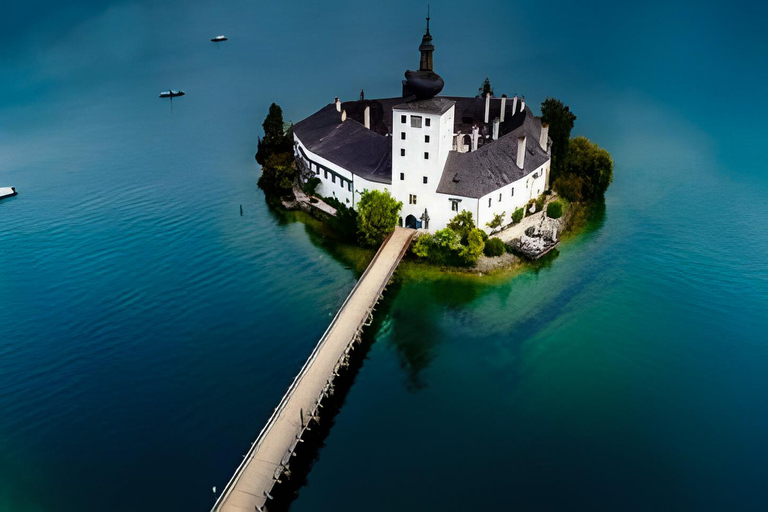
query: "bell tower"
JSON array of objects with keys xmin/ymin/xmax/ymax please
[{"xmin": 419, "ymin": 7, "xmax": 434, "ymax": 72}]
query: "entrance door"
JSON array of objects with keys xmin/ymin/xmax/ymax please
[{"xmin": 405, "ymin": 214, "xmax": 419, "ymax": 229}]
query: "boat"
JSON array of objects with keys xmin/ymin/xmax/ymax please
[
  {"xmin": 159, "ymin": 90, "xmax": 185, "ymax": 98},
  {"xmin": 0, "ymin": 186, "xmax": 17, "ymax": 200},
  {"xmin": 211, "ymin": 35, "xmax": 228, "ymax": 42}
]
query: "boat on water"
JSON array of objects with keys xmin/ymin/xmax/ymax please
[
  {"xmin": 159, "ymin": 90, "xmax": 185, "ymax": 98},
  {"xmin": 211, "ymin": 35, "xmax": 227, "ymax": 42},
  {"xmin": 0, "ymin": 186, "xmax": 18, "ymax": 200}
]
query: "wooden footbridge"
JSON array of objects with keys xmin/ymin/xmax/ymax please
[{"xmin": 212, "ymin": 227, "xmax": 415, "ymax": 512}]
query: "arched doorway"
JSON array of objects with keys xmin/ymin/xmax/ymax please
[{"xmin": 405, "ymin": 214, "xmax": 421, "ymax": 229}]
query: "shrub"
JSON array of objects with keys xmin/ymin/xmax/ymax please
[
  {"xmin": 485, "ymin": 212, "xmax": 506, "ymax": 234},
  {"xmin": 480, "ymin": 230, "xmax": 489, "ymax": 243},
  {"xmin": 459, "ymin": 228, "xmax": 485, "ymax": 266},
  {"xmin": 484, "ymin": 237, "xmax": 505, "ymax": 257},
  {"xmin": 554, "ymin": 174, "xmax": 584, "ymax": 202},
  {"xmin": 535, "ymin": 194, "xmax": 546, "ymax": 212},
  {"xmin": 411, "ymin": 233, "xmax": 433, "ymax": 258},
  {"xmin": 512, "ymin": 208, "xmax": 524, "ymax": 223},
  {"xmin": 547, "ymin": 200, "xmax": 563, "ymax": 219},
  {"xmin": 304, "ymin": 177, "xmax": 321, "ymax": 196},
  {"xmin": 356, "ymin": 190, "xmax": 403, "ymax": 247},
  {"xmin": 447, "ymin": 210, "xmax": 476, "ymax": 241}
]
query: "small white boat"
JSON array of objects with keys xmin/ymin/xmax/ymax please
[
  {"xmin": 0, "ymin": 186, "xmax": 17, "ymax": 200},
  {"xmin": 159, "ymin": 90, "xmax": 185, "ymax": 98},
  {"xmin": 211, "ymin": 35, "xmax": 228, "ymax": 42}
]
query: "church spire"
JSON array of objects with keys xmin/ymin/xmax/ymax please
[{"xmin": 419, "ymin": 6, "xmax": 435, "ymax": 72}]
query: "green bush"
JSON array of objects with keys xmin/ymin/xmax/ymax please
[
  {"xmin": 304, "ymin": 177, "xmax": 321, "ymax": 196},
  {"xmin": 546, "ymin": 200, "xmax": 563, "ymax": 219},
  {"xmin": 512, "ymin": 208, "xmax": 524, "ymax": 223},
  {"xmin": 535, "ymin": 194, "xmax": 546, "ymax": 212},
  {"xmin": 484, "ymin": 237, "xmax": 505, "ymax": 257},
  {"xmin": 356, "ymin": 190, "xmax": 403, "ymax": 247},
  {"xmin": 447, "ymin": 210, "xmax": 476, "ymax": 242},
  {"xmin": 459, "ymin": 228, "xmax": 485, "ymax": 266}
]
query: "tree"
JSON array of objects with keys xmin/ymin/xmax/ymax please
[
  {"xmin": 459, "ymin": 228, "xmax": 485, "ymax": 266},
  {"xmin": 486, "ymin": 212, "xmax": 506, "ymax": 234},
  {"xmin": 256, "ymin": 103, "xmax": 294, "ymax": 165},
  {"xmin": 512, "ymin": 207, "xmax": 524, "ymax": 223},
  {"xmin": 478, "ymin": 77, "xmax": 494, "ymax": 97},
  {"xmin": 356, "ymin": 190, "xmax": 403, "ymax": 247},
  {"xmin": 541, "ymin": 97, "xmax": 577, "ymax": 183},
  {"xmin": 257, "ymin": 152, "xmax": 297, "ymax": 196},
  {"xmin": 566, "ymin": 137, "xmax": 613, "ymax": 201},
  {"xmin": 447, "ymin": 210, "xmax": 476, "ymax": 242}
]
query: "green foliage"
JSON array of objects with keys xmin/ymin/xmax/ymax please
[
  {"xmin": 483, "ymin": 237, "xmax": 505, "ymax": 257},
  {"xmin": 322, "ymin": 196, "xmax": 359, "ymax": 242},
  {"xmin": 486, "ymin": 212, "xmax": 506, "ymax": 234},
  {"xmin": 535, "ymin": 194, "xmax": 547, "ymax": 212},
  {"xmin": 478, "ymin": 77, "xmax": 494, "ymax": 97},
  {"xmin": 304, "ymin": 177, "xmax": 321, "ymax": 196},
  {"xmin": 541, "ymin": 97, "xmax": 577, "ymax": 183},
  {"xmin": 356, "ymin": 189, "xmax": 403, "ymax": 247},
  {"xmin": 459, "ymin": 228, "xmax": 485, "ymax": 266},
  {"xmin": 563, "ymin": 137, "xmax": 614, "ymax": 201},
  {"xmin": 553, "ymin": 174, "xmax": 584, "ymax": 202},
  {"xmin": 546, "ymin": 200, "xmax": 563, "ymax": 219},
  {"xmin": 256, "ymin": 103, "xmax": 294, "ymax": 166},
  {"xmin": 412, "ymin": 233, "xmax": 433, "ymax": 258},
  {"xmin": 512, "ymin": 208, "xmax": 524, "ymax": 223},
  {"xmin": 257, "ymin": 152, "xmax": 296, "ymax": 196},
  {"xmin": 447, "ymin": 210, "xmax": 476, "ymax": 241}
]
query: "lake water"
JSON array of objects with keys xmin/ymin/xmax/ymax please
[{"xmin": 1, "ymin": 0, "xmax": 767, "ymax": 510}]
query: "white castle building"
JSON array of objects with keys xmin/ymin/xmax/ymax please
[{"xmin": 293, "ymin": 16, "xmax": 551, "ymax": 233}]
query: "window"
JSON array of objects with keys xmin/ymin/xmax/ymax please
[
  {"xmin": 424, "ymin": 152, "xmax": 429, "ymax": 160},
  {"xmin": 400, "ymin": 148, "xmax": 405, "ymax": 157},
  {"xmin": 324, "ymin": 170, "xmax": 328, "ymax": 179},
  {"xmin": 499, "ymin": 193, "xmax": 502, "ymax": 202},
  {"xmin": 425, "ymin": 135, "xmax": 430, "ymax": 143},
  {"xmin": 409, "ymin": 194, "xmax": 417, "ymax": 205},
  {"xmin": 425, "ymin": 118, "xmax": 431, "ymax": 127},
  {"xmin": 488, "ymin": 198, "xmax": 492, "ymax": 207},
  {"xmin": 411, "ymin": 116, "xmax": 422, "ymax": 128},
  {"xmin": 511, "ymin": 187, "xmax": 514, "ymax": 196},
  {"xmin": 348, "ymin": 182, "xmax": 352, "ymax": 192},
  {"xmin": 401, "ymin": 115, "xmax": 406, "ymax": 123},
  {"xmin": 400, "ymin": 172, "xmax": 405, "ymax": 181},
  {"xmin": 451, "ymin": 200, "xmax": 459, "ymax": 212},
  {"xmin": 332, "ymin": 174, "xmax": 336, "ymax": 183},
  {"xmin": 423, "ymin": 176, "xmax": 428, "ymax": 184},
  {"xmin": 401, "ymin": 132, "xmax": 406, "ymax": 140}
]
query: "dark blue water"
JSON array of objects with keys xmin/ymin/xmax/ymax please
[{"xmin": 1, "ymin": 0, "xmax": 767, "ymax": 510}]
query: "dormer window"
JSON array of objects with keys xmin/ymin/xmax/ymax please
[{"xmin": 411, "ymin": 116, "xmax": 423, "ymax": 128}]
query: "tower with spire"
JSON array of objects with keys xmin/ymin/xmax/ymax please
[{"xmin": 403, "ymin": 7, "xmax": 444, "ymax": 99}]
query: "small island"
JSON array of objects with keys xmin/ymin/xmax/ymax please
[{"xmin": 255, "ymin": 17, "xmax": 613, "ymax": 275}]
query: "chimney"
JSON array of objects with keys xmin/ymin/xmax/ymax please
[
  {"xmin": 364, "ymin": 106, "xmax": 371, "ymax": 129},
  {"xmin": 492, "ymin": 118, "xmax": 500, "ymax": 140},
  {"xmin": 520, "ymin": 96, "xmax": 526, "ymax": 113},
  {"xmin": 512, "ymin": 95, "xmax": 519, "ymax": 116},
  {"xmin": 341, "ymin": 109, "xmax": 347, "ymax": 122},
  {"xmin": 334, "ymin": 97, "xmax": 341, "ymax": 112},
  {"xmin": 484, "ymin": 92, "xmax": 491, "ymax": 124},
  {"xmin": 517, "ymin": 135, "xmax": 526, "ymax": 169},
  {"xmin": 500, "ymin": 94, "xmax": 507, "ymax": 123},
  {"xmin": 539, "ymin": 122, "xmax": 549, "ymax": 150},
  {"xmin": 472, "ymin": 125, "xmax": 480, "ymax": 152}
]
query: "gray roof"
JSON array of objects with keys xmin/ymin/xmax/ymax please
[
  {"xmin": 292, "ymin": 104, "xmax": 392, "ymax": 184},
  {"xmin": 436, "ymin": 114, "xmax": 550, "ymax": 198},
  {"xmin": 293, "ymin": 95, "xmax": 550, "ymax": 192},
  {"xmin": 393, "ymin": 97, "xmax": 455, "ymax": 114}
]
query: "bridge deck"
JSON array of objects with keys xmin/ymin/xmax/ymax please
[{"xmin": 213, "ymin": 227, "xmax": 415, "ymax": 512}]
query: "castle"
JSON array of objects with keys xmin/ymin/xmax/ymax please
[{"xmin": 292, "ymin": 15, "xmax": 551, "ymax": 233}]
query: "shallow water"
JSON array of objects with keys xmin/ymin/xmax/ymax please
[{"xmin": 1, "ymin": 0, "xmax": 767, "ymax": 510}]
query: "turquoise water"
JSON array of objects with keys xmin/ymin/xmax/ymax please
[{"xmin": 1, "ymin": 0, "xmax": 768, "ymax": 510}]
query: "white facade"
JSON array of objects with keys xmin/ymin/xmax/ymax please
[{"xmin": 294, "ymin": 100, "xmax": 550, "ymax": 234}]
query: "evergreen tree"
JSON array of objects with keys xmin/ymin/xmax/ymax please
[
  {"xmin": 255, "ymin": 103, "xmax": 293, "ymax": 165},
  {"xmin": 478, "ymin": 77, "xmax": 494, "ymax": 97},
  {"xmin": 541, "ymin": 97, "xmax": 577, "ymax": 183}
]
